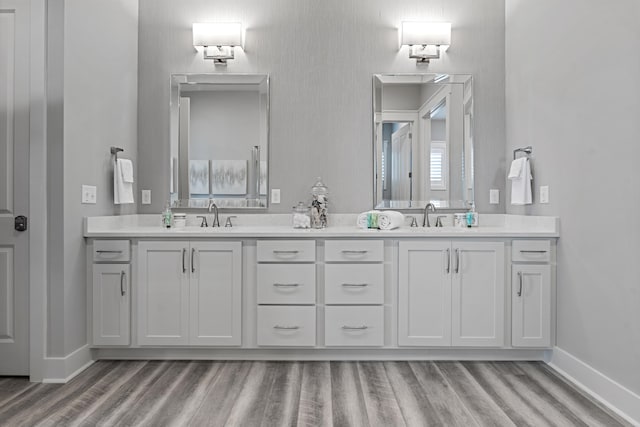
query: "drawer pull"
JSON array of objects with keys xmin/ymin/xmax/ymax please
[
  {"xmin": 341, "ymin": 283, "xmax": 369, "ymax": 288},
  {"xmin": 273, "ymin": 250, "xmax": 299, "ymax": 255},
  {"xmin": 341, "ymin": 250, "xmax": 368, "ymax": 254},
  {"xmin": 273, "ymin": 325, "xmax": 300, "ymax": 330},
  {"xmin": 520, "ymin": 250, "xmax": 548, "ymax": 254},
  {"xmin": 341, "ymin": 325, "xmax": 368, "ymax": 330},
  {"xmin": 96, "ymin": 250, "xmax": 123, "ymax": 254},
  {"xmin": 273, "ymin": 283, "xmax": 300, "ymax": 288}
]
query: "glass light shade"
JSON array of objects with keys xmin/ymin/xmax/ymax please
[
  {"xmin": 401, "ymin": 22, "xmax": 451, "ymax": 46},
  {"xmin": 193, "ymin": 22, "xmax": 242, "ymax": 47}
]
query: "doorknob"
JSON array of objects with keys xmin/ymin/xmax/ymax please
[{"xmin": 14, "ymin": 215, "xmax": 27, "ymax": 232}]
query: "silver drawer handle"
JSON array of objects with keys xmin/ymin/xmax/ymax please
[
  {"xmin": 96, "ymin": 250, "xmax": 123, "ymax": 254},
  {"xmin": 273, "ymin": 325, "xmax": 300, "ymax": 330},
  {"xmin": 341, "ymin": 250, "xmax": 368, "ymax": 254},
  {"xmin": 341, "ymin": 283, "xmax": 368, "ymax": 288},
  {"xmin": 342, "ymin": 325, "xmax": 368, "ymax": 330},
  {"xmin": 519, "ymin": 250, "xmax": 547, "ymax": 253},
  {"xmin": 273, "ymin": 250, "xmax": 299, "ymax": 254},
  {"xmin": 273, "ymin": 283, "xmax": 300, "ymax": 288}
]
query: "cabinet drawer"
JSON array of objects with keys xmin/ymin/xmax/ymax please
[
  {"xmin": 325, "ymin": 306, "xmax": 384, "ymax": 347},
  {"xmin": 93, "ymin": 240, "xmax": 130, "ymax": 262},
  {"xmin": 257, "ymin": 264, "xmax": 316, "ymax": 304},
  {"xmin": 325, "ymin": 264, "xmax": 384, "ymax": 304},
  {"xmin": 512, "ymin": 240, "xmax": 551, "ymax": 263},
  {"xmin": 325, "ymin": 240, "xmax": 383, "ymax": 262},
  {"xmin": 257, "ymin": 306, "xmax": 316, "ymax": 347},
  {"xmin": 257, "ymin": 240, "xmax": 316, "ymax": 263}
]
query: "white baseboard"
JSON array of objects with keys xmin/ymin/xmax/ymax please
[
  {"xmin": 548, "ymin": 347, "xmax": 640, "ymax": 426},
  {"xmin": 42, "ymin": 344, "xmax": 94, "ymax": 383}
]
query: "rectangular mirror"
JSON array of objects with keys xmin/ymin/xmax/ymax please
[
  {"xmin": 373, "ymin": 74, "xmax": 474, "ymax": 210},
  {"xmin": 170, "ymin": 73, "xmax": 269, "ymax": 209}
]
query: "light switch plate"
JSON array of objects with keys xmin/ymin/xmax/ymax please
[
  {"xmin": 141, "ymin": 190, "xmax": 151, "ymax": 205},
  {"xmin": 271, "ymin": 189, "xmax": 281, "ymax": 204},
  {"xmin": 82, "ymin": 185, "xmax": 97, "ymax": 204},
  {"xmin": 540, "ymin": 186, "xmax": 549, "ymax": 204},
  {"xmin": 489, "ymin": 189, "xmax": 500, "ymax": 204}
]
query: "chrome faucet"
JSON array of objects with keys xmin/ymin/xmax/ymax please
[
  {"xmin": 423, "ymin": 203, "xmax": 436, "ymax": 227},
  {"xmin": 208, "ymin": 200, "xmax": 220, "ymax": 227}
]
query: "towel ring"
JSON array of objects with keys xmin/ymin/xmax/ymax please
[
  {"xmin": 110, "ymin": 146, "xmax": 124, "ymax": 162},
  {"xmin": 513, "ymin": 146, "xmax": 532, "ymax": 160}
]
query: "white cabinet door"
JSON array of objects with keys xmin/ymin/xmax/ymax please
[
  {"xmin": 190, "ymin": 242, "xmax": 242, "ymax": 346},
  {"xmin": 512, "ymin": 264, "xmax": 551, "ymax": 348},
  {"xmin": 92, "ymin": 264, "xmax": 130, "ymax": 345},
  {"xmin": 398, "ymin": 241, "xmax": 452, "ymax": 346},
  {"xmin": 138, "ymin": 241, "xmax": 190, "ymax": 345},
  {"xmin": 452, "ymin": 242, "xmax": 505, "ymax": 347}
]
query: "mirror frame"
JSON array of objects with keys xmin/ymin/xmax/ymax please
[
  {"xmin": 170, "ymin": 73, "xmax": 270, "ymax": 209},
  {"xmin": 372, "ymin": 73, "xmax": 474, "ymax": 211}
]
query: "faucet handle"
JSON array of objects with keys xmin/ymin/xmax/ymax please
[
  {"xmin": 225, "ymin": 216, "xmax": 237, "ymax": 228},
  {"xmin": 435, "ymin": 216, "xmax": 447, "ymax": 227},
  {"xmin": 196, "ymin": 216, "xmax": 208, "ymax": 227},
  {"xmin": 408, "ymin": 216, "xmax": 418, "ymax": 227}
]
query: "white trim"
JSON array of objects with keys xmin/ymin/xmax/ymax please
[
  {"xmin": 42, "ymin": 345, "xmax": 95, "ymax": 383},
  {"xmin": 93, "ymin": 347, "xmax": 547, "ymax": 361},
  {"xmin": 548, "ymin": 347, "xmax": 640, "ymax": 426}
]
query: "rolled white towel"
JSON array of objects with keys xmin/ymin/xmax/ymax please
[
  {"xmin": 378, "ymin": 211, "xmax": 405, "ymax": 230},
  {"xmin": 356, "ymin": 210, "xmax": 380, "ymax": 229}
]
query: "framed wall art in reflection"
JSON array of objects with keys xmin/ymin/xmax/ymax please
[
  {"xmin": 189, "ymin": 160, "xmax": 210, "ymax": 195},
  {"xmin": 211, "ymin": 160, "xmax": 248, "ymax": 195}
]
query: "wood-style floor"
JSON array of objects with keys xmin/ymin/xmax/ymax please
[{"xmin": 0, "ymin": 360, "xmax": 629, "ymax": 427}]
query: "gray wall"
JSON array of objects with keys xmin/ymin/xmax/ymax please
[
  {"xmin": 46, "ymin": 0, "xmax": 138, "ymax": 356},
  {"xmin": 138, "ymin": 0, "xmax": 506, "ymax": 213},
  {"xmin": 506, "ymin": 0, "xmax": 640, "ymax": 394}
]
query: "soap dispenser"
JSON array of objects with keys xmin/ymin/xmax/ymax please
[
  {"xmin": 310, "ymin": 177, "xmax": 328, "ymax": 229},
  {"xmin": 161, "ymin": 201, "xmax": 173, "ymax": 228}
]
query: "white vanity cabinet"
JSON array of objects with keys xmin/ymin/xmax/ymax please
[
  {"xmin": 137, "ymin": 241, "xmax": 242, "ymax": 346},
  {"xmin": 511, "ymin": 240, "xmax": 552, "ymax": 348},
  {"xmin": 398, "ymin": 240, "xmax": 505, "ymax": 347},
  {"xmin": 92, "ymin": 240, "xmax": 131, "ymax": 346}
]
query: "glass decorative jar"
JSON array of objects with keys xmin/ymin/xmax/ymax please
[
  {"xmin": 292, "ymin": 202, "xmax": 311, "ymax": 229},
  {"xmin": 310, "ymin": 177, "xmax": 328, "ymax": 229}
]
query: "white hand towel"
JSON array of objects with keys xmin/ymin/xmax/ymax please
[
  {"xmin": 118, "ymin": 158, "xmax": 134, "ymax": 183},
  {"xmin": 114, "ymin": 158, "xmax": 134, "ymax": 204},
  {"xmin": 508, "ymin": 157, "xmax": 526, "ymax": 179},
  {"xmin": 509, "ymin": 158, "xmax": 532, "ymax": 205},
  {"xmin": 356, "ymin": 210, "xmax": 380, "ymax": 229},
  {"xmin": 378, "ymin": 211, "xmax": 405, "ymax": 230}
]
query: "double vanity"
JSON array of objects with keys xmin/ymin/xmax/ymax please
[{"xmin": 85, "ymin": 214, "xmax": 558, "ymax": 361}]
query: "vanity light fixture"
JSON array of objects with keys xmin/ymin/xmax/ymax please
[
  {"xmin": 192, "ymin": 22, "xmax": 242, "ymax": 65},
  {"xmin": 401, "ymin": 22, "xmax": 451, "ymax": 63}
]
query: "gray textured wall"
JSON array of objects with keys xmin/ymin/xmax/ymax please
[
  {"xmin": 46, "ymin": 0, "xmax": 139, "ymax": 357},
  {"xmin": 138, "ymin": 0, "xmax": 506, "ymax": 213},
  {"xmin": 506, "ymin": 0, "xmax": 640, "ymax": 394}
]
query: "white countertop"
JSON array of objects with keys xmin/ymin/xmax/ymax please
[{"xmin": 84, "ymin": 214, "xmax": 559, "ymax": 239}]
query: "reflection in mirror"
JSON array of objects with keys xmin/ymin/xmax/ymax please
[
  {"xmin": 170, "ymin": 74, "xmax": 269, "ymax": 209},
  {"xmin": 373, "ymin": 74, "xmax": 474, "ymax": 210}
]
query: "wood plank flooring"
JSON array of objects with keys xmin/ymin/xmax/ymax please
[{"xmin": 0, "ymin": 361, "xmax": 630, "ymax": 426}]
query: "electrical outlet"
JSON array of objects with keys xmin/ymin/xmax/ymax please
[
  {"xmin": 271, "ymin": 188, "xmax": 281, "ymax": 204},
  {"xmin": 81, "ymin": 185, "xmax": 97, "ymax": 204},
  {"xmin": 142, "ymin": 190, "xmax": 151, "ymax": 205},
  {"xmin": 489, "ymin": 189, "xmax": 500, "ymax": 204},
  {"xmin": 540, "ymin": 186, "xmax": 549, "ymax": 204}
]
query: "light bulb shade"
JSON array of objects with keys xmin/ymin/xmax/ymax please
[
  {"xmin": 401, "ymin": 22, "xmax": 451, "ymax": 46},
  {"xmin": 193, "ymin": 22, "xmax": 242, "ymax": 47}
]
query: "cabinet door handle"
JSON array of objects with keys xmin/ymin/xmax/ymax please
[
  {"xmin": 191, "ymin": 248, "xmax": 196, "ymax": 273},
  {"xmin": 273, "ymin": 283, "xmax": 300, "ymax": 288},
  {"xmin": 341, "ymin": 325, "xmax": 368, "ymax": 330},
  {"xmin": 517, "ymin": 271, "xmax": 523, "ymax": 297},
  {"xmin": 520, "ymin": 250, "xmax": 547, "ymax": 253},
  {"xmin": 120, "ymin": 271, "xmax": 126, "ymax": 296},
  {"xmin": 273, "ymin": 325, "xmax": 300, "ymax": 330},
  {"xmin": 182, "ymin": 248, "xmax": 186, "ymax": 273},
  {"xmin": 341, "ymin": 283, "xmax": 368, "ymax": 288},
  {"xmin": 445, "ymin": 249, "xmax": 451, "ymax": 273},
  {"xmin": 454, "ymin": 249, "xmax": 460, "ymax": 273},
  {"xmin": 96, "ymin": 250, "xmax": 123, "ymax": 254}
]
